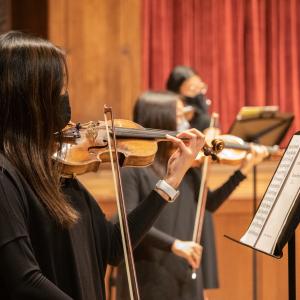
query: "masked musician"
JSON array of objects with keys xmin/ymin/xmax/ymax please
[
  {"xmin": 166, "ymin": 65, "xmax": 211, "ymax": 131},
  {"xmin": 0, "ymin": 32, "xmax": 206, "ymax": 300},
  {"xmin": 166, "ymin": 65, "xmax": 269, "ymax": 298}
]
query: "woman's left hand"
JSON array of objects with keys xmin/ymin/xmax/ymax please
[
  {"xmin": 240, "ymin": 144, "xmax": 269, "ymax": 175},
  {"xmin": 164, "ymin": 128, "xmax": 205, "ymax": 189}
]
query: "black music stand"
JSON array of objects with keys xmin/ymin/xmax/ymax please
[
  {"xmin": 228, "ymin": 106, "xmax": 294, "ymax": 146},
  {"xmin": 228, "ymin": 107, "xmax": 294, "ymax": 300}
]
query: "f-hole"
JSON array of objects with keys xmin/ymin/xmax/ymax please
[{"xmin": 88, "ymin": 144, "xmax": 125, "ymax": 166}]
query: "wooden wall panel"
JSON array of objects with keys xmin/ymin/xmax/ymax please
[
  {"xmin": 1, "ymin": 1, "xmax": 47, "ymax": 37},
  {"xmin": 11, "ymin": 0, "xmax": 48, "ymax": 38},
  {"xmin": 0, "ymin": 0, "xmax": 11, "ymax": 33},
  {"xmin": 48, "ymin": 0, "xmax": 141, "ymax": 123}
]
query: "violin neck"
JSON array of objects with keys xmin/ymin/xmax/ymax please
[
  {"xmin": 224, "ymin": 141, "xmax": 278, "ymax": 154},
  {"xmin": 114, "ymin": 127, "xmax": 178, "ymax": 140}
]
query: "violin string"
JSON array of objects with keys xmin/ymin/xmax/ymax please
[
  {"xmin": 115, "ymin": 131, "xmax": 176, "ymax": 138},
  {"xmin": 115, "ymin": 127, "xmax": 177, "ymax": 135},
  {"xmin": 74, "ymin": 122, "xmax": 178, "ymax": 137},
  {"xmin": 100, "ymin": 126, "xmax": 178, "ymax": 138},
  {"xmin": 66, "ymin": 124, "xmax": 188, "ymax": 140},
  {"xmin": 223, "ymin": 142, "xmax": 250, "ymax": 151}
]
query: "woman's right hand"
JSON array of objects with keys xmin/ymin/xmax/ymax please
[
  {"xmin": 164, "ymin": 129, "xmax": 205, "ymax": 189},
  {"xmin": 171, "ymin": 239, "xmax": 203, "ymax": 269}
]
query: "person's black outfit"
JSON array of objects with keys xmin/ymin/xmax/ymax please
[
  {"xmin": 116, "ymin": 165, "xmax": 245, "ymax": 300},
  {"xmin": 184, "ymin": 94, "xmax": 211, "ymax": 132},
  {"xmin": 0, "ymin": 154, "xmax": 168, "ymax": 300}
]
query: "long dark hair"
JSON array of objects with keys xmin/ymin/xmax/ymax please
[
  {"xmin": 0, "ymin": 31, "xmax": 78, "ymax": 226},
  {"xmin": 166, "ymin": 65, "xmax": 197, "ymax": 93},
  {"xmin": 133, "ymin": 91, "xmax": 180, "ymax": 176}
]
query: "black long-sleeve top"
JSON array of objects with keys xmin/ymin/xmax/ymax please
[
  {"xmin": 116, "ymin": 167, "xmax": 245, "ymax": 300},
  {"xmin": 0, "ymin": 154, "xmax": 167, "ymax": 300}
]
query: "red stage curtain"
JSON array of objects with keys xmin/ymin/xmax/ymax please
[{"xmin": 142, "ymin": 0, "xmax": 300, "ymax": 140}]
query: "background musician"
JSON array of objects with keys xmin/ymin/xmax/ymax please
[
  {"xmin": 116, "ymin": 91, "xmax": 267, "ymax": 300},
  {"xmin": 166, "ymin": 65, "xmax": 269, "ymax": 299}
]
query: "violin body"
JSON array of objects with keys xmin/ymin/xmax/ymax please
[
  {"xmin": 217, "ymin": 134, "xmax": 283, "ymax": 164},
  {"xmin": 215, "ymin": 134, "xmax": 248, "ymax": 165},
  {"xmin": 54, "ymin": 119, "xmax": 158, "ymax": 177}
]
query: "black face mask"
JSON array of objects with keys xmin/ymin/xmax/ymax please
[
  {"xmin": 55, "ymin": 92, "xmax": 71, "ymax": 132},
  {"xmin": 184, "ymin": 93, "xmax": 208, "ymax": 114}
]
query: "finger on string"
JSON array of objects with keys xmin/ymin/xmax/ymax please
[
  {"xmin": 166, "ymin": 134, "xmax": 190, "ymax": 154},
  {"xmin": 186, "ymin": 128, "xmax": 206, "ymax": 150},
  {"xmin": 165, "ymin": 134, "xmax": 180, "ymax": 142},
  {"xmin": 248, "ymin": 143, "xmax": 256, "ymax": 155},
  {"xmin": 187, "ymin": 128, "xmax": 205, "ymax": 140},
  {"xmin": 176, "ymin": 131, "xmax": 197, "ymax": 150},
  {"xmin": 165, "ymin": 134, "xmax": 185, "ymax": 146},
  {"xmin": 176, "ymin": 130, "xmax": 197, "ymax": 141}
]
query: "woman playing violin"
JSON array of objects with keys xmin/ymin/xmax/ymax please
[
  {"xmin": 166, "ymin": 65, "xmax": 269, "ymax": 298},
  {"xmin": 0, "ymin": 32, "xmax": 206, "ymax": 300},
  {"xmin": 166, "ymin": 65, "xmax": 211, "ymax": 131},
  {"xmin": 116, "ymin": 91, "xmax": 268, "ymax": 300}
]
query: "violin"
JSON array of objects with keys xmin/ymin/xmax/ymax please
[
  {"xmin": 53, "ymin": 119, "xmax": 224, "ymax": 177},
  {"xmin": 195, "ymin": 134, "xmax": 282, "ymax": 165}
]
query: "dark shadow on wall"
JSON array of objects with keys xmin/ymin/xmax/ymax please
[{"xmin": 0, "ymin": 0, "xmax": 48, "ymax": 38}]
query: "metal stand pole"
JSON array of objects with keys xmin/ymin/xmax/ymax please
[
  {"xmin": 288, "ymin": 233, "xmax": 296, "ymax": 300},
  {"xmin": 252, "ymin": 165, "xmax": 258, "ymax": 300}
]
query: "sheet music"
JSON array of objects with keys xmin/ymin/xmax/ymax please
[{"xmin": 240, "ymin": 134, "xmax": 300, "ymax": 253}]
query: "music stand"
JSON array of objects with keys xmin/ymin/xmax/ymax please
[
  {"xmin": 228, "ymin": 106, "xmax": 294, "ymax": 146},
  {"xmin": 227, "ymin": 106, "xmax": 294, "ymax": 300},
  {"xmin": 224, "ymin": 131, "xmax": 300, "ymax": 300}
]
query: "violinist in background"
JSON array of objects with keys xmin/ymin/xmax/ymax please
[
  {"xmin": 166, "ymin": 65, "xmax": 211, "ymax": 131},
  {"xmin": 116, "ymin": 91, "xmax": 267, "ymax": 300},
  {"xmin": 0, "ymin": 32, "xmax": 206, "ymax": 300},
  {"xmin": 166, "ymin": 65, "xmax": 268, "ymax": 299},
  {"xmin": 166, "ymin": 66, "xmax": 217, "ymax": 296}
]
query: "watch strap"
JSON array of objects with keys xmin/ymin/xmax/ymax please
[{"xmin": 155, "ymin": 180, "xmax": 180, "ymax": 202}]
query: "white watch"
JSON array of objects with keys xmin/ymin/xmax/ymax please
[{"xmin": 155, "ymin": 180, "xmax": 180, "ymax": 202}]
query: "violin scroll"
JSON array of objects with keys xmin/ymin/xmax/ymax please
[{"xmin": 202, "ymin": 138, "xmax": 224, "ymax": 161}]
